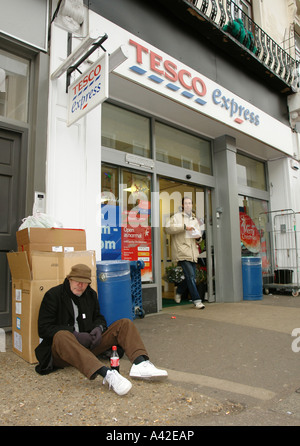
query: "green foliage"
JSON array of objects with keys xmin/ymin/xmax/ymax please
[
  {"xmin": 163, "ymin": 264, "xmax": 185, "ymax": 284},
  {"xmin": 196, "ymin": 266, "xmax": 207, "ymax": 284},
  {"xmin": 223, "ymin": 19, "xmax": 257, "ymax": 54}
]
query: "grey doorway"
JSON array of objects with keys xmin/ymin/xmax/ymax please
[
  {"xmin": 159, "ymin": 177, "xmax": 215, "ymax": 306},
  {"xmin": 0, "ymin": 127, "xmax": 27, "ymax": 327}
]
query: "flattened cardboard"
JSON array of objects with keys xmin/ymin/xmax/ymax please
[
  {"xmin": 6, "ymin": 252, "xmax": 31, "ymax": 280},
  {"xmin": 12, "ymin": 279, "xmax": 60, "ymax": 363}
]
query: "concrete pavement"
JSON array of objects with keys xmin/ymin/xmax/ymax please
[
  {"xmin": 134, "ymin": 293, "xmax": 300, "ymax": 425},
  {"xmin": 2, "ymin": 293, "xmax": 300, "ymax": 426}
]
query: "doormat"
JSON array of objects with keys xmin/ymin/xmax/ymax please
[{"xmin": 162, "ymin": 298, "xmax": 191, "ymax": 308}]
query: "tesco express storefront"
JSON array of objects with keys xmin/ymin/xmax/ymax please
[{"xmin": 47, "ymin": 11, "xmax": 296, "ymax": 314}]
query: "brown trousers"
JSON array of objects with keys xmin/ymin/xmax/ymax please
[{"xmin": 51, "ymin": 318, "xmax": 148, "ymax": 379}]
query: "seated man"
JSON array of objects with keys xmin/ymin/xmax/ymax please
[{"xmin": 35, "ymin": 264, "xmax": 167, "ymax": 396}]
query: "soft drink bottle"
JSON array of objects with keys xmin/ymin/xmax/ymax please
[{"xmin": 110, "ymin": 345, "xmax": 120, "ymax": 372}]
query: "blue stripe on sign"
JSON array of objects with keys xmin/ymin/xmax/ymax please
[
  {"xmin": 181, "ymin": 91, "xmax": 194, "ymax": 98},
  {"xmin": 130, "ymin": 65, "xmax": 147, "ymax": 75},
  {"xmin": 166, "ymin": 83, "xmax": 180, "ymax": 91},
  {"xmin": 195, "ymin": 98, "xmax": 207, "ymax": 106},
  {"xmin": 148, "ymin": 74, "xmax": 164, "ymax": 83}
]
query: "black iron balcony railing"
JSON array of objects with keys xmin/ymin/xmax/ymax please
[{"xmin": 187, "ymin": 0, "xmax": 299, "ymax": 91}]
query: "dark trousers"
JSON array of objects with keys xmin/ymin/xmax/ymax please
[
  {"xmin": 51, "ymin": 318, "xmax": 148, "ymax": 379},
  {"xmin": 177, "ymin": 260, "xmax": 202, "ymax": 303}
]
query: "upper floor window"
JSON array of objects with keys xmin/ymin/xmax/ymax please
[
  {"xmin": 232, "ymin": 0, "xmax": 252, "ymax": 19},
  {"xmin": 294, "ymin": 32, "xmax": 300, "ymax": 64},
  {"xmin": 155, "ymin": 122, "xmax": 212, "ymax": 175},
  {"xmin": 102, "ymin": 103, "xmax": 151, "ymax": 158},
  {"xmin": 102, "ymin": 103, "xmax": 212, "ymax": 175},
  {"xmin": 237, "ymin": 153, "xmax": 266, "ymax": 191},
  {"xmin": 0, "ymin": 49, "xmax": 29, "ymax": 123}
]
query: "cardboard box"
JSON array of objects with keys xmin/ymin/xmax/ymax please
[
  {"xmin": 16, "ymin": 228, "xmax": 86, "ymax": 267},
  {"xmin": 7, "ymin": 250, "xmax": 97, "ymax": 364}
]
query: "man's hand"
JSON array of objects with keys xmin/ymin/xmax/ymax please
[
  {"xmin": 185, "ymin": 226, "xmax": 195, "ymax": 231},
  {"xmin": 73, "ymin": 331, "xmax": 92, "ymax": 348},
  {"xmin": 90, "ymin": 326, "xmax": 102, "ymax": 350}
]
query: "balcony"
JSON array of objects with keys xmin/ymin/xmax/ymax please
[{"xmin": 158, "ymin": 0, "xmax": 299, "ymax": 94}]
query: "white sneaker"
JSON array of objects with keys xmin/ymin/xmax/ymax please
[
  {"xmin": 174, "ymin": 294, "xmax": 181, "ymax": 304},
  {"xmin": 194, "ymin": 301, "xmax": 205, "ymax": 309},
  {"xmin": 129, "ymin": 360, "xmax": 168, "ymax": 380},
  {"xmin": 103, "ymin": 370, "xmax": 132, "ymax": 395}
]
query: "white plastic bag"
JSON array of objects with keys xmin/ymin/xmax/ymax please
[{"xmin": 18, "ymin": 212, "xmax": 63, "ymax": 230}]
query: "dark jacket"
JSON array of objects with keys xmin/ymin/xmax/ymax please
[{"xmin": 35, "ymin": 278, "xmax": 107, "ymax": 375}]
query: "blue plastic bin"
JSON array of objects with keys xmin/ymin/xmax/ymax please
[
  {"xmin": 96, "ymin": 260, "xmax": 133, "ymax": 326},
  {"xmin": 242, "ymin": 257, "xmax": 263, "ymax": 300}
]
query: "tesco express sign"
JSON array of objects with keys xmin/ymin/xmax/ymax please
[
  {"xmin": 67, "ymin": 52, "xmax": 108, "ymax": 126},
  {"xmin": 128, "ymin": 39, "xmax": 260, "ymax": 127}
]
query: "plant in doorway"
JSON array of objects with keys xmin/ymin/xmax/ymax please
[
  {"xmin": 163, "ymin": 263, "xmax": 208, "ymax": 302},
  {"xmin": 164, "ymin": 263, "xmax": 207, "ymax": 285},
  {"xmin": 196, "ymin": 265, "xmax": 207, "ymax": 284},
  {"xmin": 196, "ymin": 264, "xmax": 207, "ymax": 301},
  {"xmin": 163, "ymin": 263, "xmax": 185, "ymax": 285}
]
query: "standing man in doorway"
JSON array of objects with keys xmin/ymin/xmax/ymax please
[{"xmin": 165, "ymin": 196, "xmax": 205, "ymax": 309}]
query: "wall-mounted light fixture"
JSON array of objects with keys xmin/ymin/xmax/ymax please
[{"xmin": 109, "ymin": 45, "xmax": 129, "ymax": 72}]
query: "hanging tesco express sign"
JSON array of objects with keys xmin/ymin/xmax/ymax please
[{"xmin": 67, "ymin": 52, "xmax": 108, "ymax": 126}]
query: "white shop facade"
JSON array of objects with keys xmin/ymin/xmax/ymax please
[{"xmin": 47, "ymin": 11, "xmax": 300, "ymax": 314}]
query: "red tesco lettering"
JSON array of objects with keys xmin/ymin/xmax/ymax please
[
  {"xmin": 72, "ymin": 64, "xmax": 102, "ymax": 95},
  {"xmin": 129, "ymin": 39, "xmax": 206, "ymax": 97}
]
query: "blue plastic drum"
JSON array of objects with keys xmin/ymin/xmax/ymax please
[
  {"xmin": 96, "ymin": 260, "xmax": 133, "ymax": 326},
  {"xmin": 242, "ymin": 257, "xmax": 263, "ymax": 300}
]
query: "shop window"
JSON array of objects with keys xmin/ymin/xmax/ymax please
[
  {"xmin": 101, "ymin": 163, "xmax": 153, "ymax": 282},
  {"xmin": 155, "ymin": 122, "xmax": 212, "ymax": 175},
  {"xmin": 239, "ymin": 196, "xmax": 271, "ymax": 276},
  {"xmin": 102, "ymin": 103, "xmax": 151, "ymax": 158},
  {"xmin": 0, "ymin": 49, "xmax": 29, "ymax": 122},
  {"xmin": 237, "ymin": 153, "xmax": 267, "ymax": 190},
  {"xmin": 101, "ymin": 164, "xmax": 119, "ymax": 207}
]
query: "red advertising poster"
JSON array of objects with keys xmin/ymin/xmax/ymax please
[
  {"xmin": 239, "ymin": 211, "xmax": 260, "ymax": 253},
  {"xmin": 121, "ymin": 197, "xmax": 152, "ymax": 281},
  {"xmin": 121, "ymin": 225, "xmax": 152, "ymax": 281}
]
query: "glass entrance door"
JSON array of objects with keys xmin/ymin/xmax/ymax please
[
  {"xmin": 101, "ymin": 163, "xmax": 153, "ymax": 282},
  {"xmin": 159, "ymin": 177, "xmax": 214, "ymax": 307}
]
